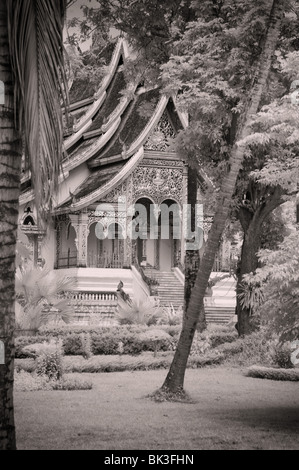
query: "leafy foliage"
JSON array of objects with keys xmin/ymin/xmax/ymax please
[
  {"xmin": 158, "ymin": 304, "xmax": 183, "ymax": 326},
  {"xmin": 241, "ymin": 231, "xmax": 299, "ymax": 341},
  {"xmin": 115, "ymin": 297, "xmax": 161, "ymax": 326},
  {"xmin": 36, "ymin": 347, "xmax": 64, "ymax": 381},
  {"xmin": 15, "ymin": 266, "xmax": 76, "ymax": 330},
  {"xmin": 7, "ymin": 0, "xmax": 69, "ymax": 214}
]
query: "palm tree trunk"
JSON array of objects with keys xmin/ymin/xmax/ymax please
[
  {"xmin": 162, "ymin": 0, "xmax": 286, "ymax": 393},
  {"xmin": 0, "ymin": 0, "xmax": 22, "ymax": 450}
]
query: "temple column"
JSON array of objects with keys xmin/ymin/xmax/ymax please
[
  {"xmin": 125, "ymin": 214, "xmax": 133, "ymax": 267},
  {"xmin": 70, "ymin": 211, "xmax": 89, "ymax": 267}
]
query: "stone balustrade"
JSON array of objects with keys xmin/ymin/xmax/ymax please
[{"xmin": 66, "ymin": 291, "xmax": 118, "ymax": 324}]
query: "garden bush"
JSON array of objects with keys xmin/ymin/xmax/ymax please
[
  {"xmin": 15, "ymin": 370, "xmax": 93, "ymax": 391},
  {"xmin": 80, "ymin": 333, "xmax": 93, "ymax": 359},
  {"xmin": 209, "ymin": 331, "xmax": 238, "ymax": 348},
  {"xmin": 91, "ymin": 332, "xmax": 126, "ymax": 355},
  {"xmin": 271, "ymin": 342, "xmax": 294, "ymax": 369},
  {"xmin": 15, "ymin": 370, "xmax": 53, "ymax": 391},
  {"xmin": 223, "ymin": 329, "xmax": 274, "ymax": 366},
  {"xmin": 188, "ymin": 351, "xmax": 225, "ymax": 368},
  {"xmin": 190, "ymin": 332, "xmax": 211, "ymax": 356},
  {"xmin": 216, "ymin": 340, "xmax": 243, "ymax": 358},
  {"xmin": 63, "ymin": 334, "xmax": 85, "ymax": 356},
  {"xmin": 36, "ymin": 347, "xmax": 63, "ymax": 381},
  {"xmin": 38, "ymin": 324, "xmax": 148, "ymax": 338},
  {"xmin": 137, "ymin": 329, "xmax": 174, "ymax": 354},
  {"xmin": 246, "ymin": 365, "xmax": 299, "ymax": 381},
  {"xmin": 52, "ymin": 374, "xmax": 93, "ymax": 390},
  {"xmin": 15, "ymin": 335, "xmax": 50, "ymax": 358}
]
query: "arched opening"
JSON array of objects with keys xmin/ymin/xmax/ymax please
[
  {"xmin": 23, "ymin": 215, "xmax": 35, "ymax": 226},
  {"xmin": 56, "ymin": 221, "xmax": 77, "ymax": 268},
  {"xmin": 133, "ymin": 197, "xmax": 156, "ymax": 268},
  {"xmin": 87, "ymin": 222, "xmax": 124, "ymax": 268},
  {"xmin": 108, "ymin": 223, "xmax": 124, "ymax": 268},
  {"xmin": 159, "ymin": 198, "xmax": 181, "ymax": 272}
]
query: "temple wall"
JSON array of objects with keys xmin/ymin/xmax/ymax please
[{"xmin": 41, "ymin": 229, "xmax": 56, "ymax": 269}]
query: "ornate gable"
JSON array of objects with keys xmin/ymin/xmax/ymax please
[{"xmin": 144, "ymin": 111, "xmax": 176, "ymax": 151}]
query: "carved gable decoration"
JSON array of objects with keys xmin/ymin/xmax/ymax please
[{"xmin": 144, "ymin": 111, "xmax": 176, "ymax": 151}]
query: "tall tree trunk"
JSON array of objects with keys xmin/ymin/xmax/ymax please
[
  {"xmin": 184, "ymin": 167, "xmax": 205, "ymax": 330},
  {"xmin": 236, "ymin": 187, "xmax": 284, "ymax": 336},
  {"xmin": 0, "ymin": 0, "xmax": 22, "ymax": 450},
  {"xmin": 161, "ymin": 0, "xmax": 285, "ymax": 393},
  {"xmin": 236, "ymin": 219, "xmax": 261, "ymax": 336}
]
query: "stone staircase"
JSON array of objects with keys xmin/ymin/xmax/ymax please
[
  {"xmin": 204, "ymin": 274, "xmax": 236, "ymax": 324},
  {"xmin": 148, "ymin": 269, "xmax": 236, "ymax": 324},
  {"xmin": 150, "ymin": 270, "xmax": 185, "ymax": 310}
]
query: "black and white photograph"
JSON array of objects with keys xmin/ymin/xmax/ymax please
[{"xmin": 0, "ymin": 0, "xmax": 298, "ymax": 454}]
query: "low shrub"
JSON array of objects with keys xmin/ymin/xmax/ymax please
[
  {"xmin": 14, "ymin": 370, "xmax": 53, "ymax": 391},
  {"xmin": 216, "ymin": 340, "xmax": 243, "ymax": 357},
  {"xmin": 14, "ymin": 371, "xmax": 93, "ymax": 391},
  {"xmin": 188, "ymin": 351, "xmax": 225, "ymax": 368},
  {"xmin": 158, "ymin": 325, "xmax": 182, "ymax": 338},
  {"xmin": 36, "ymin": 348, "xmax": 63, "ymax": 381},
  {"xmin": 190, "ymin": 332, "xmax": 211, "ymax": 356},
  {"xmin": 223, "ymin": 329, "xmax": 274, "ymax": 367},
  {"xmin": 52, "ymin": 374, "xmax": 93, "ymax": 390},
  {"xmin": 121, "ymin": 335, "xmax": 144, "ymax": 355},
  {"xmin": 79, "ymin": 333, "xmax": 93, "ymax": 359},
  {"xmin": 62, "ymin": 352, "xmax": 175, "ymax": 373},
  {"xmin": 246, "ymin": 366, "xmax": 299, "ymax": 381},
  {"xmin": 21, "ymin": 339, "xmax": 63, "ymax": 358},
  {"xmin": 63, "ymin": 333, "xmax": 94, "ymax": 357},
  {"xmin": 91, "ymin": 333, "xmax": 126, "ymax": 355},
  {"xmin": 271, "ymin": 342, "xmax": 294, "ymax": 369},
  {"xmin": 15, "ymin": 336, "xmax": 50, "ymax": 358},
  {"xmin": 63, "ymin": 334, "xmax": 85, "ymax": 356},
  {"xmin": 15, "ymin": 358, "xmax": 36, "ymax": 373},
  {"xmin": 137, "ymin": 329, "xmax": 174, "ymax": 354},
  {"xmin": 209, "ymin": 331, "xmax": 238, "ymax": 348}
]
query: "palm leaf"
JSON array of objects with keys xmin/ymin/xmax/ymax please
[{"xmin": 7, "ymin": 0, "xmax": 68, "ymax": 215}]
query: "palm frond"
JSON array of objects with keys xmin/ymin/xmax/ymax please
[{"xmin": 7, "ymin": 0, "xmax": 68, "ymax": 216}]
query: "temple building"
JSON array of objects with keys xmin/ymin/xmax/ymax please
[{"xmin": 19, "ymin": 38, "xmax": 236, "ymax": 323}]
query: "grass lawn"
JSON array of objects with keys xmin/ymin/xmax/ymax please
[{"xmin": 14, "ymin": 366, "xmax": 299, "ymax": 450}]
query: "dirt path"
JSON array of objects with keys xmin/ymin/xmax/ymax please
[{"xmin": 14, "ymin": 367, "xmax": 299, "ymax": 450}]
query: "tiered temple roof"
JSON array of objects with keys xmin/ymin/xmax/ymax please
[{"xmin": 20, "ymin": 37, "xmax": 191, "ymax": 211}]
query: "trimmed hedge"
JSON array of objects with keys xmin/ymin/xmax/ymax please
[
  {"xmin": 209, "ymin": 331, "xmax": 238, "ymax": 348},
  {"xmin": 15, "ymin": 336, "xmax": 50, "ymax": 358},
  {"xmin": 246, "ymin": 366, "xmax": 299, "ymax": 381},
  {"xmin": 61, "ymin": 330, "xmax": 174, "ymax": 356},
  {"xmin": 38, "ymin": 324, "xmax": 149, "ymax": 338},
  {"xmin": 16, "ymin": 324, "xmax": 239, "ymax": 359}
]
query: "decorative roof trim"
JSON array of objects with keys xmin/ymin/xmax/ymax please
[
  {"xmin": 101, "ymin": 91, "xmax": 133, "ymax": 133},
  {"xmin": 172, "ymin": 94, "xmax": 189, "ymax": 129},
  {"xmin": 68, "ymin": 97, "xmax": 94, "ymax": 112},
  {"xmin": 120, "ymin": 95, "xmax": 168, "ymax": 159},
  {"xmin": 64, "ymin": 118, "xmax": 93, "ymax": 151},
  {"xmin": 63, "ymin": 117, "xmax": 121, "ymax": 173},
  {"xmin": 94, "ymin": 38, "xmax": 127, "ymax": 100},
  {"xmin": 64, "ymin": 38, "xmax": 126, "ymax": 150},
  {"xmin": 83, "ymin": 88, "xmax": 135, "ymax": 139},
  {"xmin": 64, "ymin": 94, "xmax": 106, "ymax": 151},
  {"xmin": 73, "ymin": 92, "xmax": 106, "ymax": 133},
  {"xmin": 69, "ymin": 147, "xmax": 144, "ymax": 210},
  {"xmin": 19, "ymin": 189, "xmax": 34, "ymax": 206},
  {"xmin": 90, "ymin": 94, "xmax": 168, "ymax": 167}
]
